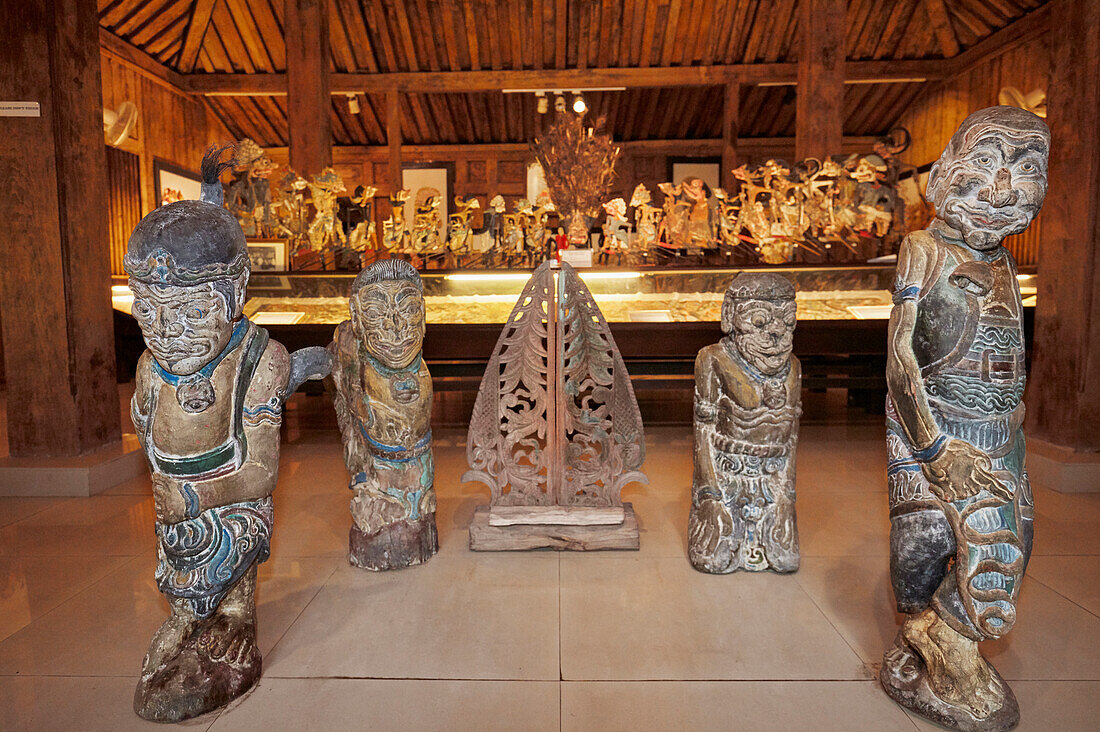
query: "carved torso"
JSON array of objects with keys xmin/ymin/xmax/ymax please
[{"xmin": 704, "ymin": 342, "xmax": 801, "ymax": 454}]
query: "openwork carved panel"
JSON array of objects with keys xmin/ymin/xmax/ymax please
[{"xmin": 464, "ymin": 261, "xmax": 646, "ymax": 510}]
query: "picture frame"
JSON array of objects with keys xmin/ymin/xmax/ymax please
[
  {"xmin": 246, "ymin": 239, "xmax": 289, "ymax": 272},
  {"xmin": 153, "ymin": 159, "xmax": 203, "ymax": 207},
  {"xmin": 667, "ymin": 156, "xmax": 722, "ymax": 193}
]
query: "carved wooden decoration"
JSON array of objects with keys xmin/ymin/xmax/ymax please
[{"xmin": 465, "ymin": 261, "xmax": 646, "ymax": 550}]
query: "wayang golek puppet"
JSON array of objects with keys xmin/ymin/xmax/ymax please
[
  {"xmin": 880, "ymin": 106, "xmax": 1049, "ymax": 732},
  {"xmin": 329, "ymin": 259, "xmax": 438, "ymax": 571},
  {"xmin": 126, "ymin": 146, "xmax": 329, "ymax": 722},
  {"xmin": 688, "ymin": 272, "xmax": 801, "ymax": 574}
]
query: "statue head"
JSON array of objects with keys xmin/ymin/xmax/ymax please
[
  {"xmin": 629, "ymin": 183, "xmax": 651, "ymax": 208},
  {"xmin": 602, "ymin": 197, "xmax": 627, "ymax": 219},
  {"xmin": 350, "ymin": 259, "xmax": 425, "ymax": 370},
  {"xmin": 721, "ymin": 272, "xmax": 796, "ymax": 376},
  {"xmin": 125, "ymin": 145, "xmax": 248, "ymax": 378},
  {"xmin": 926, "ymin": 105, "xmax": 1049, "ymax": 251}
]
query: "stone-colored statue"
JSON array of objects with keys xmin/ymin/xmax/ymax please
[
  {"xmin": 688, "ymin": 272, "xmax": 801, "ymax": 574},
  {"xmin": 329, "ymin": 259, "xmax": 437, "ymax": 571},
  {"xmin": 126, "ymin": 147, "xmax": 329, "ymax": 722},
  {"xmin": 880, "ymin": 106, "xmax": 1049, "ymax": 731}
]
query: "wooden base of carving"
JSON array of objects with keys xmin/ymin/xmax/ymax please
[
  {"xmin": 469, "ymin": 503, "xmax": 639, "ymax": 551},
  {"xmin": 349, "ymin": 514, "xmax": 439, "ymax": 571}
]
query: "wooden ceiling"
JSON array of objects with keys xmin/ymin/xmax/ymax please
[{"xmin": 98, "ymin": 0, "xmax": 1049, "ymax": 148}]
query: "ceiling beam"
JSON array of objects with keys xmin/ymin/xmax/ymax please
[
  {"xmin": 98, "ymin": 28, "xmax": 190, "ymax": 97},
  {"xmin": 176, "ymin": 0, "xmax": 218, "ymax": 73},
  {"xmin": 924, "ymin": 0, "xmax": 960, "ymax": 57},
  {"xmin": 181, "ymin": 58, "xmax": 947, "ymax": 96},
  {"xmin": 945, "ymin": 4, "xmax": 1051, "ymax": 78}
]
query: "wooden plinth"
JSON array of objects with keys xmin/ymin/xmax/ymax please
[{"xmin": 469, "ymin": 503, "xmax": 639, "ymax": 551}]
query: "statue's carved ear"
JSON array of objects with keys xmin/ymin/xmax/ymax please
[{"xmin": 949, "ymin": 260, "xmax": 993, "ymax": 297}]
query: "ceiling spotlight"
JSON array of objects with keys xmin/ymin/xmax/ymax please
[
  {"xmin": 554, "ymin": 93, "xmax": 566, "ymax": 113},
  {"xmin": 536, "ymin": 91, "xmax": 548, "ymax": 114},
  {"xmin": 346, "ymin": 93, "xmax": 360, "ymax": 115},
  {"xmin": 572, "ymin": 93, "xmax": 586, "ymax": 114}
]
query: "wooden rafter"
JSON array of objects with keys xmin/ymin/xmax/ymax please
[
  {"xmin": 925, "ymin": 0, "xmax": 960, "ymax": 57},
  {"xmin": 177, "ymin": 0, "xmax": 218, "ymax": 73},
  {"xmin": 945, "ymin": 2, "xmax": 1051, "ymax": 78},
  {"xmin": 99, "ymin": 27, "xmax": 190, "ymax": 96}
]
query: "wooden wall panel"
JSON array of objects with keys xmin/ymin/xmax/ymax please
[
  {"xmin": 105, "ymin": 146, "xmax": 143, "ymax": 275},
  {"xmin": 894, "ymin": 32, "xmax": 1050, "ymax": 266},
  {"xmin": 100, "ymin": 54, "xmax": 234, "ymax": 216}
]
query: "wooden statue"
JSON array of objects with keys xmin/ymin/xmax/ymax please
[
  {"xmin": 272, "ymin": 169, "xmax": 311, "ymax": 251},
  {"xmin": 225, "ymin": 138, "xmax": 277, "ymax": 237},
  {"xmin": 629, "ymin": 183, "xmax": 661, "ymax": 253},
  {"xmin": 449, "ymin": 195, "xmax": 481, "ymax": 254},
  {"xmin": 348, "ymin": 184, "xmax": 379, "ymax": 265},
  {"xmin": 466, "ymin": 261, "xmax": 647, "ymax": 550},
  {"xmin": 383, "ymin": 189, "xmax": 412, "ymax": 253},
  {"xmin": 329, "ymin": 259, "xmax": 437, "ymax": 570},
  {"xmin": 688, "ymin": 273, "xmax": 801, "ymax": 573},
  {"xmin": 411, "ymin": 187, "xmax": 443, "ymax": 254},
  {"xmin": 600, "ymin": 197, "xmax": 630, "ymax": 265},
  {"xmin": 126, "ymin": 147, "xmax": 329, "ymax": 722},
  {"xmin": 306, "ymin": 168, "xmax": 347, "ymax": 263},
  {"xmin": 880, "ymin": 106, "xmax": 1049, "ymax": 731}
]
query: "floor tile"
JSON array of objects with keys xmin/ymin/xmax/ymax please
[
  {"xmin": 904, "ymin": 680, "xmax": 1100, "ymax": 732},
  {"xmin": 0, "ymin": 494, "xmax": 154, "ymax": 557},
  {"xmin": 796, "ymin": 490, "xmax": 892, "ymax": 557},
  {"xmin": 0, "ymin": 554, "xmax": 132, "ymax": 642},
  {"xmin": 561, "ymin": 680, "xmax": 916, "ymax": 731},
  {"xmin": 0, "ymin": 554, "xmax": 338, "ymax": 676},
  {"xmin": 559, "ymin": 554, "xmax": 868, "ymax": 680},
  {"xmin": 264, "ymin": 553, "xmax": 560, "ymax": 680},
  {"xmin": 211, "ymin": 678, "xmax": 559, "ymax": 731},
  {"xmin": 0, "ymin": 676, "xmax": 212, "ymax": 732},
  {"xmin": 0, "ymin": 497, "xmax": 59, "ymax": 528},
  {"xmin": 1026, "ymin": 555, "xmax": 1100, "ymax": 616},
  {"xmin": 794, "ymin": 555, "xmax": 1100, "ymax": 680}
]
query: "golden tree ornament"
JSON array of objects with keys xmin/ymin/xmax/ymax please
[{"xmin": 532, "ymin": 113, "xmax": 621, "ymax": 245}]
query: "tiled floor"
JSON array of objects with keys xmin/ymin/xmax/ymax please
[{"xmin": 1, "ymin": 397, "xmax": 1098, "ymax": 731}]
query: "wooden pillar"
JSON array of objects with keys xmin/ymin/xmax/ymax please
[
  {"xmin": 387, "ymin": 90, "xmax": 402, "ymax": 193},
  {"xmin": 1027, "ymin": 0, "xmax": 1100, "ymax": 453},
  {"xmin": 721, "ymin": 83, "xmax": 740, "ymax": 191},
  {"xmin": 795, "ymin": 0, "xmax": 845, "ymax": 161},
  {"xmin": 0, "ymin": 0, "xmax": 120, "ymax": 457},
  {"xmin": 286, "ymin": 0, "xmax": 331, "ymax": 175}
]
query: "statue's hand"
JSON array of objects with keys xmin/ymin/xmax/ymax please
[
  {"xmin": 689, "ymin": 495, "xmax": 733, "ymax": 557},
  {"xmin": 921, "ymin": 438, "xmax": 1012, "ymax": 503}
]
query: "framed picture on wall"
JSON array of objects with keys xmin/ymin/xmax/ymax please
[
  {"xmin": 667, "ymin": 156, "xmax": 722, "ymax": 194},
  {"xmin": 402, "ymin": 162, "xmax": 456, "ymax": 241},
  {"xmin": 246, "ymin": 240, "xmax": 289, "ymax": 272},
  {"xmin": 153, "ymin": 159, "xmax": 203, "ymax": 207}
]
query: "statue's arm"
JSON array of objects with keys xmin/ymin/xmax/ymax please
[
  {"xmin": 692, "ymin": 349, "xmax": 722, "ymax": 500},
  {"xmin": 885, "ymin": 235, "xmax": 941, "ymax": 450},
  {"xmin": 131, "ymin": 351, "xmax": 154, "ymax": 449},
  {"xmin": 186, "ymin": 341, "xmax": 290, "ymax": 516},
  {"xmin": 327, "ymin": 323, "xmax": 372, "ymax": 475},
  {"xmin": 887, "ymin": 235, "xmax": 1009, "ymax": 502}
]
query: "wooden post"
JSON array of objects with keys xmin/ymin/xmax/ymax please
[
  {"xmin": 286, "ymin": 0, "xmax": 331, "ymax": 175},
  {"xmin": 0, "ymin": 0, "xmax": 120, "ymax": 457},
  {"xmin": 795, "ymin": 0, "xmax": 845, "ymax": 161},
  {"xmin": 387, "ymin": 90, "xmax": 402, "ymax": 193},
  {"xmin": 1027, "ymin": 0, "xmax": 1100, "ymax": 453},
  {"xmin": 721, "ymin": 83, "xmax": 740, "ymax": 190}
]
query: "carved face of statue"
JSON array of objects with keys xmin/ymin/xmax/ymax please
[
  {"xmin": 728, "ymin": 299, "xmax": 796, "ymax": 376},
  {"xmin": 928, "ymin": 109, "xmax": 1049, "ymax": 251},
  {"xmin": 683, "ymin": 178, "xmax": 707, "ymax": 202},
  {"xmin": 352, "ymin": 280, "xmax": 425, "ymax": 370},
  {"xmin": 130, "ymin": 280, "xmax": 237, "ymax": 376},
  {"xmin": 603, "ymin": 198, "xmax": 627, "ymax": 219}
]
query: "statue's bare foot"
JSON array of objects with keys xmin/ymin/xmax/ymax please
[
  {"xmin": 880, "ymin": 608, "xmax": 1018, "ymax": 731},
  {"xmin": 902, "ymin": 609, "xmax": 1005, "ymax": 718},
  {"xmin": 139, "ymin": 611, "xmax": 193, "ymax": 678},
  {"xmin": 134, "ymin": 613, "xmax": 261, "ymax": 722}
]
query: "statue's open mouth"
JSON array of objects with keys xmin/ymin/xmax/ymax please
[{"xmin": 959, "ymin": 207, "xmax": 1018, "ymax": 229}]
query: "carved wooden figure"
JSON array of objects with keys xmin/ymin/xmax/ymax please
[
  {"xmin": 465, "ymin": 261, "xmax": 647, "ymax": 550},
  {"xmin": 880, "ymin": 106, "xmax": 1049, "ymax": 732},
  {"xmin": 127, "ymin": 147, "xmax": 329, "ymax": 722},
  {"xmin": 688, "ymin": 273, "xmax": 801, "ymax": 573},
  {"xmin": 329, "ymin": 259, "xmax": 438, "ymax": 570}
]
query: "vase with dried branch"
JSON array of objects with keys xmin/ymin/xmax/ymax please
[{"xmin": 532, "ymin": 113, "xmax": 621, "ymax": 247}]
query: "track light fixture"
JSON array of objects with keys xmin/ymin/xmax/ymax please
[
  {"xmin": 554, "ymin": 93, "xmax": 566, "ymax": 113},
  {"xmin": 572, "ymin": 92, "xmax": 586, "ymax": 115},
  {"xmin": 346, "ymin": 93, "xmax": 360, "ymax": 115},
  {"xmin": 536, "ymin": 91, "xmax": 548, "ymax": 114}
]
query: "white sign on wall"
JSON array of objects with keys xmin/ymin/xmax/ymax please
[{"xmin": 0, "ymin": 102, "xmax": 41, "ymax": 117}]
